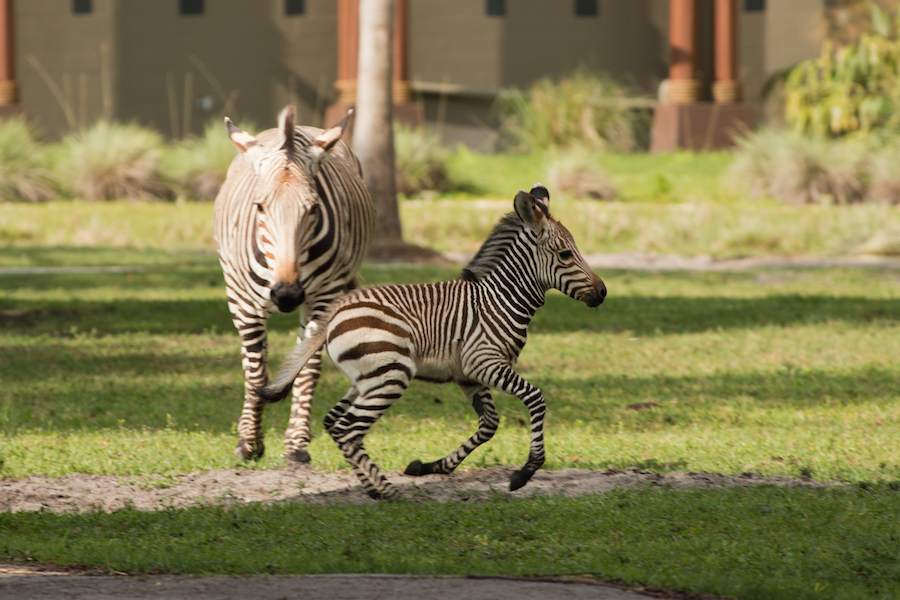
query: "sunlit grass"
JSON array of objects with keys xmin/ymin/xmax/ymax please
[{"xmin": 1, "ymin": 263, "xmax": 898, "ymax": 483}]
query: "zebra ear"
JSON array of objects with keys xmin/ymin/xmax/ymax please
[
  {"xmin": 530, "ymin": 183, "xmax": 551, "ymax": 213},
  {"xmin": 514, "ymin": 189, "xmax": 548, "ymax": 233},
  {"xmin": 278, "ymin": 105, "xmax": 296, "ymax": 156},
  {"xmin": 307, "ymin": 110, "xmax": 352, "ymax": 173},
  {"xmin": 226, "ymin": 117, "xmax": 267, "ymax": 176}
]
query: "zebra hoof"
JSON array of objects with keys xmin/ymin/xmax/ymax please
[
  {"xmin": 285, "ymin": 447, "xmax": 311, "ymax": 465},
  {"xmin": 404, "ymin": 459, "xmax": 430, "ymax": 476},
  {"xmin": 509, "ymin": 469, "xmax": 534, "ymax": 492},
  {"xmin": 234, "ymin": 439, "xmax": 264, "ymax": 462}
]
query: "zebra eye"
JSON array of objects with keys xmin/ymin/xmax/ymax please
[
  {"xmin": 255, "ymin": 203, "xmax": 264, "ymax": 214},
  {"xmin": 559, "ymin": 250, "xmax": 573, "ymax": 259}
]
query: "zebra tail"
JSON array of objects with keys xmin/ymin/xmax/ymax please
[{"xmin": 255, "ymin": 323, "xmax": 329, "ymax": 404}]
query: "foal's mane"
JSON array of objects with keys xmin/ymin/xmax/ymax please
[{"xmin": 460, "ymin": 213, "xmax": 526, "ymax": 282}]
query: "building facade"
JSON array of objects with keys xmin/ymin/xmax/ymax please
[{"xmin": 1, "ymin": 0, "xmax": 827, "ymax": 147}]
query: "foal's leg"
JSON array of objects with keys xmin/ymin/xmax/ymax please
[
  {"xmin": 405, "ymin": 384, "xmax": 499, "ymax": 476},
  {"xmin": 328, "ymin": 371, "xmax": 411, "ymax": 500},
  {"xmin": 324, "ymin": 386, "xmax": 359, "ymax": 433},
  {"xmin": 476, "ymin": 362, "xmax": 547, "ymax": 491}
]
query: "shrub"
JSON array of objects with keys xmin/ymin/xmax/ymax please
[
  {"xmin": 784, "ymin": 4, "xmax": 900, "ymax": 136},
  {"xmin": 730, "ymin": 128, "xmax": 868, "ymax": 204},
  {"xmin": 394, "ymin": 124, "xmax": 453, "ymax": 196},
  {"xmin": 546, "ymin": 149, "xmax": 616, "ymax": 200},
  {"xmin": 162, "ymin": 120, "xmax": 241, "ymax": 201},
  {"xmin": 0, "ymin": 117, "xmax": 57, "ymax": 202},
  {"xmin": 59, "ymin": 120, "xmax": 172, "ymax": 201},
  {"xmin": 495, "ymin": 68, "xmax": 649, "ymax": 153}
]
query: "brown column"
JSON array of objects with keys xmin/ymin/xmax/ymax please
[
  {"xmin": 392, "ymin": 0, "xmax": 410, "ymax": 103},
  {"xmin": 713, "ymin": 0, "xmax": 741, "ymax": 103},
  {"xmin": 335, "ymin": 0, "xmax": 359, "ymax": 104},
  {"xmin": 0, "ymin": 0, "xmax": 17, "ymax": 106},
  {"xmin": 667, "ymin": 0, "xmax": 702, "ymax": 104}
]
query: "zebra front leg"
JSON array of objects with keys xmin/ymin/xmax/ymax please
[
  {"xmin": 480, "ymin": 363, "xmax": 547, "ymax": 491},
  {"xmin": 284, "ymin": 346, "xmax": 322, "ymax": 464},
  {"xmin": 234, "ymin": 317, "xmax": 269, "ymax": 461},
  {"xmin": 405, "ymin": 384, "xmax": 498, "ymax": 477}
]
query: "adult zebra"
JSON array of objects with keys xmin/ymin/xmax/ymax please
[
  {"xmin": 215, "ymin": 105, "xmax": 374, "ymax": 464},
  {"xmin": 258, "ymin": 184, "xmax": 606, "ymax": 498}
]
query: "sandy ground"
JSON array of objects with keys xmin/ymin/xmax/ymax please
[{"xmin": 0, "ymin": 465, "xmax": 827, "ymax": 513}]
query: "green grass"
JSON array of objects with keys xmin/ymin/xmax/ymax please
[
  {"xmin": 1, "ymin": 263, "xmax": 899, "ymax": 482},
  {"xmin": 3, "ymin": 487, "xmax": 900, "ymax": 599}
]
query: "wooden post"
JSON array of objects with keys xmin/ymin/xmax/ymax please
[
  {"xmin": 713, "ymin": 0, "xmax": 741, "ymax": 103},
  {"xmin": 392, "ymin": 0, "xmax": 410, "ymax": 103},
  {"xmin": 666, "ymin": 0, "xmax": 702, "ymax": 104},
  {"xmin": 335, "ymin": 0, "xmax": 360, "ymax": 104},
  {"xmin": 0, "ymin": 0, "xmax": 17, "ymax": 106}
]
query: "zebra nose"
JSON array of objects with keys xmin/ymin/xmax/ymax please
[
  {"xmin": 597, "ymin": 281, "xmax": 607, "ymax": 301},
  {"xmin": 585, "ymin": 281, "xmax": 606, "ymax": 307},
  {"xmin": 270, "ymin": 280, "xmax": 305, "ymax": 313}
]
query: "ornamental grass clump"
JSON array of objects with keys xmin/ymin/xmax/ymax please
[
  {"xmin": 393, "ymin": 124, "xmax": 455, "ymax": 196},
  {"xmin": 0, "ymin": 117, "xmax": 57, "ymax": 202},
  {"xmin": 730, "ymin": 128, "xmax": 868, "ymax": 205},
  {"xmin": 546, "ymin": 149, "xmax": 616, "ymax": 200},
  {"xmin": 162, "ymin": 120, "xmax": 243, "ymax": 201},
  {"xmin": 60, "ymin": 120, "xmax": 172, "ymax": 201},
  {"xmin": 495, "ymin": 68, "xmax": 648, "ymax": 153}
]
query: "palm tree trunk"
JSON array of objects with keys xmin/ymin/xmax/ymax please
[{"xmin": 354, "ymin": 0, "xmax": 402, "ymax": 245}]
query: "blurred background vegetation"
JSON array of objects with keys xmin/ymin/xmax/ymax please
[{"xmin": 4, "ymin": 2, "xmax": 900, "ymax": 260}]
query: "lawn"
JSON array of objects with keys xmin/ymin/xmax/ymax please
[{"xmin": 2, "ymin": 152, "xmax": 900, "ymax": 598}]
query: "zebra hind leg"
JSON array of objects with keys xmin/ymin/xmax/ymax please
[
  {"xmin": 328, "ymin": 380, "xmax": 409, "ymax": 500},
  {"xmin": 405, "ymin": 385, "xmax": 498, "ymax": 477},
  {"xmin": 323, "ymin": 386, "xmax": 359, "ymax": 433}
]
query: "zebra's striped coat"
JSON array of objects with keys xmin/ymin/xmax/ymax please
[
  {"xmin": 215, "ymin": 106, "xmax": 374, "ymax": 463},
  {"xmin": 259, "ymin": 185, "xmax": 606, "ymax": 498}
]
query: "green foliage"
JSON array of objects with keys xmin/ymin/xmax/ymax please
[
  {"xmin": 495, "ymin": 68, "xmax": 650, "ymax": 153},
  {"xmin": 0, "ymin": 117, "xmax": 57, "ymax": 202},
  {"xmin": 3, "ymin": 487, "xmax": 900, "ymax": 599},
  {"xmin": 58, "ymin": 120, "xmax": 172, "ymax": 201},
  {"xmin": 162, "ymin": 120, "xmax": 241, "ymax": 201},
  {"xmin": 784, "ymin": 4, "xmax": 900, "ymax": 136}
]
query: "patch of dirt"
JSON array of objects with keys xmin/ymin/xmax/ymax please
[{"xmin": 0, "ymin": 466, "xmax": 828, "ymax": 514}]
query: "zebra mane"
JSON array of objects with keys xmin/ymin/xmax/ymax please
[{"xmin": 460, "ymin": 213, "xmax": 529, "ymax": 282}]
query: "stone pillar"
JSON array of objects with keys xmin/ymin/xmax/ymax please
[
  {"xmin": 392, "ymin": 0, "xmax": 410, "ymax": 103},
  {"xmin": 713, "ymin": 0, "xmax": 741, "ymax": 103},
  {"xmin": 0, "ymin": 0, "xmax": 17, "ymax": 107},
  {"xmin": 667, "ymin": 0, "xmax": 702, "ymax": 104}
]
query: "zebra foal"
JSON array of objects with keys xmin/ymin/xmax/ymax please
[
  {"xmin": 215, "ymin": 105, "xmax": 374, "ymax": 464},
  {"xmin": 259, "ymin": 185, "xmax": 606, "ymax": 499}
]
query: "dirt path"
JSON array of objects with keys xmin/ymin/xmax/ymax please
[{"xmin": 0, "ymin": 465, "xmax": 826, "ymax": 513}]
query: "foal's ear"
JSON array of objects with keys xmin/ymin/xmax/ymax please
[
  {"xmin": 226, "ymin": 117, "xmax": 266, "ymax": 177},
  {"xmin": 514, "ymin": 189, "xmax": 548, "ymax": 233}
]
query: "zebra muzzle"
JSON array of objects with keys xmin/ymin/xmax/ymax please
[{"xmin": 270, "ymin": 280, "xmax": 305, "ymax": 313}]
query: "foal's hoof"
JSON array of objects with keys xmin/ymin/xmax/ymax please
[
  {"xmin": 509, "ymin": 469, "xmax": 534, "ymax": 492},
  {"xmin": 284, "ymin": 447, "xmax": 311, "ymax": 465},
  {"xmin": 404, "ymin": 459, "xmax": 430, "ymax": 476},
  {"xmin": 234, "ymin": 439, "xmax": 264, "ymax": 461}
]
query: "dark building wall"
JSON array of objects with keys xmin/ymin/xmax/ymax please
[{"xmin": 15, "ymin": 0, "xmax": 117, "ymax": 138}]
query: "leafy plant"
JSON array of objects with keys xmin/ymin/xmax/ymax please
[
  {"xmin": 784, "ymin": 4, "xmax": 900, "ymax": 136},
  {"xmin": 162, "ymin": 120, "xmax": 243, "ymax": 201},
  {"xmin": 59, "ymin": 120, "xmax": 172, "ymax": 201},
  {"xmin": 0, "ymin": 117, "xmax": 57, "ymax": 202},
  {"xmin": 495, "ymin": 67, "xmax": 649, "ymax": 153}
]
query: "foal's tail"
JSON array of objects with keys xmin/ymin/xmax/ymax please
[{"xmin": 255, "ymin": 321, "xmax": 329, "ymax": 404}]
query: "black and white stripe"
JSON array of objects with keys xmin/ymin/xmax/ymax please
[
  {"xmin": 259, "ymin": 184, "xmax": 606, "ymax": 498},
  {"xmin": 215, "ymin": 105, "xmax": 375, "ymax": 463}
]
